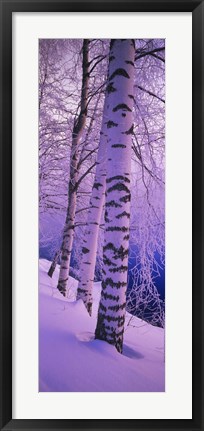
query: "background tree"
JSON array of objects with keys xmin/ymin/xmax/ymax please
[
  {"xmin": 42, "ymin": 40, "xmax": 109, "ymax": 294},
  {"xmin": 76, "ymin": 98, "xmax": 108, "ymax": 315},
  {"xmin": 57, "ymin": 39, "xmax": 90, "ymax": 296},
  {"xmin": 127, "ymin": 38, "xmax": 165, "ymax": 327}
]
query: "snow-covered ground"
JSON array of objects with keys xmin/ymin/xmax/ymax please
[{"xmin": 39, "ymin": 259, "xmax": 165, "ymax": 392}]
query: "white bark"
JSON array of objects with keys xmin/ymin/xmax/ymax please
[
  {"xmin": 57, "ymin": 39, "xmax": 90, "ymax": 296},
  {"xmin": 76, "ymin": 100, "xmax": 108, "ymax": 315},
  {"xmin": 95, "ymin": 39, "xmax": 135, "ymax": 353}
]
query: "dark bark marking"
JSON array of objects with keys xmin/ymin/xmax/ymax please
[
  {"xmin": 110, "ymin": 40, "xmax": 115, "ymax": 50},
  {"xmin": 104, "ymin": 278, "xmax": 127, "ymax": 289},
  {"xmin": 109, "ymin": 68, "xmax": 130, "ymax": 81},
  {"xmin": 57, "ymin": 277, "xmax": 68, "ymax": 296},
  {"xmin": 105, "ymin": 210, "xmax": 110, "ymax": 223},
  {"xmin": 61, "ymin": 256, "xmax": 68, "ymax": 261},
  {"xmin": 100, "ymin": 302, "xmax": 107, "ymax": 313},
  {"xmin": 107, "ymin": 182, "xmax": 130, "ymax": 194},
  {"xmin": 108, "ymin": 302, "xmax": 126, "ymax": 312},
  {"xmin": 105, "ymin": 244, "xmax": 129, "ymax": 260},
  {"xmin": 120, "ymin": 194, "xmax": 131, "ymax": 203},
  {"xmin": 112, "ymin": 103, "xmax": 131, "ymax": 113},
  {"xmin": 106, "ymin": 226, "xmax": 129, "ymax": 232},
  {"xmin": 123, "ymin": 124, "xmax": 134, "ymax": 135},
  {"xmin": 48, "ymin": 266, "xmax": 55, "ymax": 278},
  {"xmin": 104, "ymin": 314, "xmax": 125, "ymax": 325},
  {"xmin": 95, "ymin": 311, "xmax": 124, "ymax": 353},
  {"xmin": 116, "ymin": 211, "xmax": 130, "ymax": 219},
  {"xmin": 107, "ymin": 82, "xmax": 117, "ymax": 94},
  {"xmin": 106, "ymin": 200, "xmax": 122, "ymax": 208},
  {"xmin": 106, "ymin": 120, "xmax": 118, "ymax": 128},
  {"xmin": 103, "ymin": 255, "xmax": 117, "ymax": 267},
  {"xmin": 109, "ymin": 265, "xmax": 128, "ymax": 273},
  {"xmin": 104, "ymin": 242, "xmax": 117, "ymax": 252},
  {"xmin": 106, "ymin": 175, "xmax": 130, "ymax": 184},
  {"xmin": 111, "ymin": 144, "xmax": 126, "ymax": 148},
  {"xmin": 125, "ymin": 60, "xmax": 134, "ymax": 66},
  {"xmin": 101, "ymin": 289, "xmax": 119, "ymax": 302},
  {"xmin": 87, "ymin": 302, "xmax": 92, "ymax": 315},
  {"xmin": 128, "ymin": 94, "xmax": 134, "ymax": 100},
  {"xmin": 93, "ymin": 182, "xmax": 103, "ymax": 190},
  {"xmin": 82, "ymin": 247, "xmax": 89, "ymax": 254},
  {"xmin": 77, "ymin": 287, "xmax": 86, "ymax": 293}
]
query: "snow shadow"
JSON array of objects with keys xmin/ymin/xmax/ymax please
[
  {"xmin": 76, "ymin": 332, "xmax": 144, "ymax": 360},
  {"xmin": 122, "ymin": 344, "xmax": 144, "ymax": 359}
]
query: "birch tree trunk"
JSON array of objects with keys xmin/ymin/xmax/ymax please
[
  {"xmin": 95, "ymin": 39, "xmax": 135, "ymax": 353},
  {"xmin": 76, "ymin": 100, "xmax": 108, "ymax": 315},
  {"xmin": 57, "ymin": 39, "xmax": 90, "ymax": 296},
  {"xmin": 48, "ymin": 249, "xmax": 61, "ymax": 278}
]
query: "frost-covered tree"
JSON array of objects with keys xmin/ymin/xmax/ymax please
[
  {"xmin": 127, "ymin": 38, "xmax": 165, "ymax": 327},
  {"xmin": 39, "ymin": 38, "xmax": 165, "ymax": 340},
  {"xmin": 95, "ymin": 39, "xmax": 135, "ymax": 353},
  {"xmin": 57, "ymin": 39, "xmax": 90, "ymax": 296},
  {"xmin": 39, "ymin": 39, "xmax": 71, "ymax": 216},
  {"xmin": 75, "ymin": 39, "xmax": 165, "ymax": 325}
]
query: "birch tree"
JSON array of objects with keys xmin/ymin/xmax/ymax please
[
  {"xmin": 76, "ymin": 99, "xmax": 108, "ymax": 315},
  {"xmin": 95, "ymin": 39, "xmax": 135, "ymax": 353},
  {"xmin": 57, "ymin": 39, "xmax": 90, "ymax": 296},
  {"xmin": 39, "ymin": 39, "xmax": 71, "ymax": 216},
  {"xmin": 39, "ymin": 38, "xmax": 165, "ymax": 334}
]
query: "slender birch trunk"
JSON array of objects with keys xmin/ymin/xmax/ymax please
[
  {"xmin": 47, "ymin": 95, "xmax": 99, "ymax": 281},
  {"xmin": 48, "ymin": 249, "xmax": 61, "ymax": 278},
  {"xmin": 57, "ymin": 39, "xmax": 90, "ymax": 296},
  {"xmin": 95, "ymin": 39, "xmax": 135, "ymax": 353},
  {"xmin": 76, "ymin": 100, "xmax": 108, "ymax": 315}
]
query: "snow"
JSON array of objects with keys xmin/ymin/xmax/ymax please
[{"xmin": 39, "ymin": 259, "xmax": 165, "ymax": 392}]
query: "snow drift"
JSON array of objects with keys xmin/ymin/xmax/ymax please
[{"xmin": 39, "ymin": 259, "xmax": 165, "ymax": 392}]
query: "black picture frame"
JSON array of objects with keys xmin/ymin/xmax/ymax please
[{"xmin": 0, "ymin": 0, "xmax": 203, "ymax": 430}]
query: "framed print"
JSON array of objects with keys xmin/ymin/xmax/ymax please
[{"xmin": 0, "ymin": 0, "xmax": 203, "ymax": 430}]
